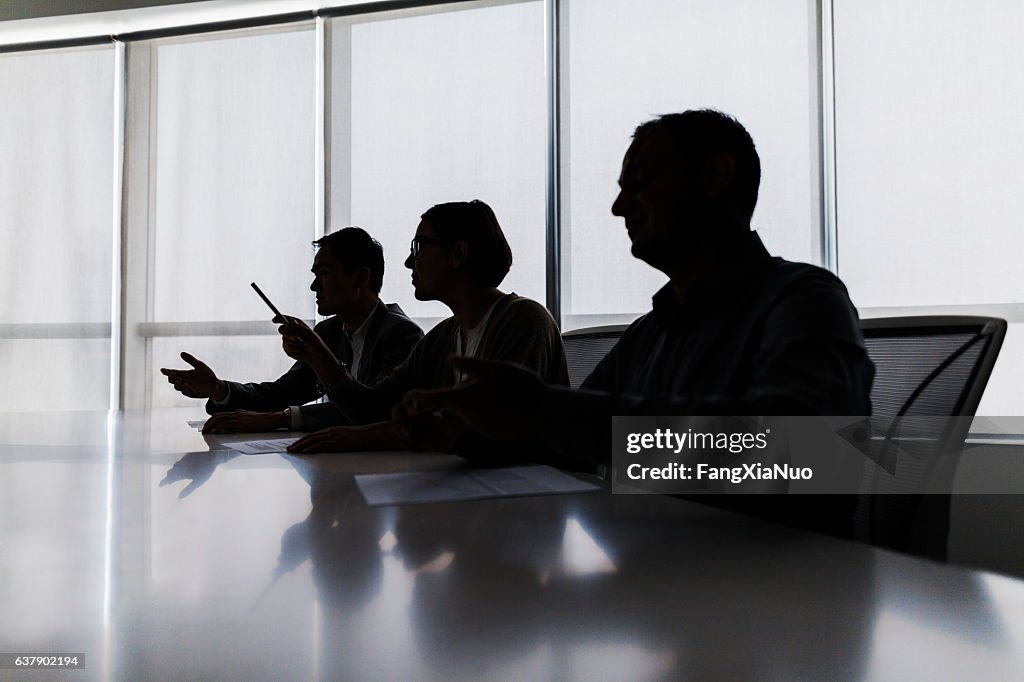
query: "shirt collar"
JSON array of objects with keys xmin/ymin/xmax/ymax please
[{"xmin": 345, "ymin": 301, "xmax": 378, "ymax": 341}]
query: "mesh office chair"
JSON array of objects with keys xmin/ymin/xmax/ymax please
[
  {"xmin": 860, "ymin": 315, "xmax": 1006, "ymax": 558},
  {"xmin": 561, "ymin": 325, "xmax": 629, "ymax": 389}
]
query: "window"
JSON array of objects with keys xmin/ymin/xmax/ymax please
[
  {"xmin": 560, "ymin": 0, "xmax": 821, "ymax": 330},
  {"xmin": 833, "ymin": 0, "xmax": 1024, "ymax": 413},
  {"xmin": 4, "ymin": 0, "xmax": 1023, "ymax": 415},
  {"xmin": 0, "ymin": 45, "xmax": 115, "ymax": 411},
  {"xmin": 123, "ymin": 25, "xmax": 318, "ymax": 408},
  {"xmin": 328, "ymin": 0, "xmax": 546, "ymax": 328}
]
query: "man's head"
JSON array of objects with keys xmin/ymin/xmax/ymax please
[
  {"xmin": 310, "ymin": 227, "xmax": 384, "ymax": 316},
  {"xmin": 404, "ymin": 200, "xmax": 512, "ymax": 301},
  {"xmin": 611, "ymin": 109, "xmax": 760, "ymax": 274}
]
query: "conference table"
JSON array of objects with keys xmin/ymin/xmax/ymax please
[{"xmin": 2, "ymin": 409, "xmax": 1024, "ymax": 680}]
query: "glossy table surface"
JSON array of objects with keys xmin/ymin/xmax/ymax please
[{"xmin": 2, "ymin": 409, "xmax": 1024, "ymax": 680}]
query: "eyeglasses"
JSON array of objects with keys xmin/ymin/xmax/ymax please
[{"xmin": 409, "ymin": 236, "xmax": 447, "ymax": 258}]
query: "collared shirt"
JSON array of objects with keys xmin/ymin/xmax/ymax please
[
  {"xmin": 290, "ymin": 304, "xmax": 378, "ymax": 430},
  {"xmin": 577, "ymin": 230, "xmax": 873, "ymax": 415},
  {"xmin": 344, "ymin": 306, "xmax": 376, "ymax": 384}
]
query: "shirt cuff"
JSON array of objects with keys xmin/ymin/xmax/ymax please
[{"xmin": 211, "ymin": 382, "xmax": 233, "ymax": 406}]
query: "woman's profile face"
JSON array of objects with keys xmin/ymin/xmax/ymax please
[{"xmin": 405, "ymin": 219, "xmax": 454, "ymax": 302}]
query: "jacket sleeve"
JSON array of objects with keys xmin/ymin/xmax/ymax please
[
  {"xmin": 295, "ymin": 402, "xmax": 352, "ymax": 431},
  {"xmin": 205, "ymin": 360, "xmax": 321, "ymax": 415},
  {"xmin": 205, "ymin": 320, "xmax": 336, "ymax": 415}
]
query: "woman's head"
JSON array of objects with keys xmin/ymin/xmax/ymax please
[{"xmin": 405, "ymin": 200, "xmax": 513, "ymax": 301}]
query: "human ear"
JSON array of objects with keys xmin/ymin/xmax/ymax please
[
  {"xmin": 451, "ymin": 241, "xmax": 469, "ymax": 270},
  {"xmin": 352, "ymin": 266, "xmax": 371, "ymax": 289},
  {"xmin": 701, "ymin": 150, "xmax": 736, "ymax": 199}
]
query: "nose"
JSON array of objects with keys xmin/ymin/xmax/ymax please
[
  {"xmin": 404, "ymin": 253, "xmax": 414, "ymax": 270},
  {"xmin": 611, "ymin": 189, "xmax": 629, "ymax": 217},
  {"xmin": 309, "ymin": 278, "xmax": 318, "ymax": 292}
]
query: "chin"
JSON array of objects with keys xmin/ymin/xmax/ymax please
[
  {"xmin": 630, "ymin": 242, "xmax": 665, "ymax": 271},
  {"xmin": 630, "ymin": 239, "xmax": 651, "ymax": 261},
  {"xmin": 413, "ymin": 286, "xmax": 438, "ymax": 302}
]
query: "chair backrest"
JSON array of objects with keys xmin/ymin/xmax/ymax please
[
  {"xmin": 862, "ymin": 315, "xmax": 1005, "ymax": 426},
  {"xmin": 859, "ymin": 315, "xmax": 1006, "ymax": 556},
  {"xmin": 561, "ymin": 325, "xmax": 629, "ymax": 389}
]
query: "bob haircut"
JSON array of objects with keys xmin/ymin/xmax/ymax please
[{"xmin": 420, "ymin": 200, "xmax": 512, "ymax": 287}]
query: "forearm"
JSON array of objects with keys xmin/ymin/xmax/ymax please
[
  {"xmin": 206, "ymin": 376, "xmax": 313, "ymax": 415},
  {"xmin": 359, "ymin": 421, "xmax": 404, "ymax": 450},
  {"xmin": 309, "ymin": 356, "xmax": 350, "ymax": 387}
]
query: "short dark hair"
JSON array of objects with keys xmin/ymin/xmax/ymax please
[
  {"xmin": 420, "ymin": 200, "xmax": 512, "ymax": 287},
  {"xmin": 634, "ymin": 110, "xmax": 761, "ymax": 221},
  {"xmin": 313, "ymin": 227, "xmax": 385, "ymax": 293}
]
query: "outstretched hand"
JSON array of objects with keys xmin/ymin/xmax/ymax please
[
  {"xmin": 160, "ymin": 352, "xmax": 226, "ymax": 400},
  {"xmin": 399, "ymin": 356, "xmax": 547, "ymax": 440}
]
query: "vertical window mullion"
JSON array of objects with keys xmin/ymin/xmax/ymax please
[
  {"xmin": 110, "ymin": 40, "xmax": 126, "ymax": 411},
  {"xmin": 820, "ymin": 0, "xmax": 839, "ymax": 274},
  {"xmin": 545, "ymin": 0, "xmax": 561, "ymax": 323}
]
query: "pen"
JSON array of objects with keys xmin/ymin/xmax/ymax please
[{"xmin": 250, "ymin": 282, "xmax": 296, "ymax": 330}]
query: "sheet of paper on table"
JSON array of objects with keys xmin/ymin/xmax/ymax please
[
  {"xmin": 355, "ymin": 465, "xmax": 600, "ymax": 506},
  {"xmin": 187, "ymin": 420, "xmax": 206, "ymax": 430},
  {"xmin": 222, "ymin": 437, "xmax": 300, "ymax": 455}
]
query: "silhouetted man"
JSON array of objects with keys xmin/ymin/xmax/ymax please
[
  {"xmin": 162, "ymin": 227, "xmax": 423, "ymax": 433},
  {"xmin": 403, "ymin": 110, "xmax": 875, "ymax": 536}
]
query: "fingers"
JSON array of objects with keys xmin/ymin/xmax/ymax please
[
  {"xmin": 202, "ymin": 412, "xmax": 257, "ymax": 434},
  {"xmin": 286, "ymin": 426, "xmax": 350, "ymax": 454},
  {"xmin": 161, "ymin": 353, "xmax": 213, "ymax": 397},
  {"xmin": 287, "ymin": 431, "xmax": 331, "ymax": 454},
  {"xmin": 402, "ymin": 385, "xmax": 471, "ymax": 418},
  {"xmin": 161, "ymin": 367, "xmax": 190, "ymax": 381},
  {"xmin": 202, "ymin": 413, "xmax": 235, "ymax": 434},
  {"xmin": 180, "ymin": 352, "xmax": 209, "ymax": 371},
  {"xmin": 446, "ymin": 355, "xmax": 513, "ymax": 382},
  {"xmin": 162, "ymin": 369, "xmax": 193, "ymax": 396},
  {"xmin": 179, "ymin": 479, "xmax": 203, "ymax": 498},
  {"xmin": 275, "ymin": 315, "xmax": 313, "ymax": 335},
  {"xmin": 392, "ymin": 398, "xmax": 415, "ymax": 422},
  {"xmin": 281, "ymin": 336, "xmax": 306, "ymax": 353}
]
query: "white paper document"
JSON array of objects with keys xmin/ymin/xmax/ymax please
[
  {"xmin": 355, "ymin": 465, "xmax": 600, "ymax": 506},
  {"xmin": 187, "ymin": 420, "xmax": 206, "ymax": 430},
  {"xmin": 223, "ymin": 437, "xmax": 299, "ymax": 455}
]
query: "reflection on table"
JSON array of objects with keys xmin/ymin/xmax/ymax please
[{"xmin": 1, "ymin": 409, "xmax": 1023, "ymax": 680}]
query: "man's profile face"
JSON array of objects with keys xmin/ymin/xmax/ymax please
[
  {"xmin": 611, "ymin": 129, "xmax": 702, "ymax": 272},
  {"xmin": 309, "ymin": 247, "xmax": 360, "ymax": 317}
]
